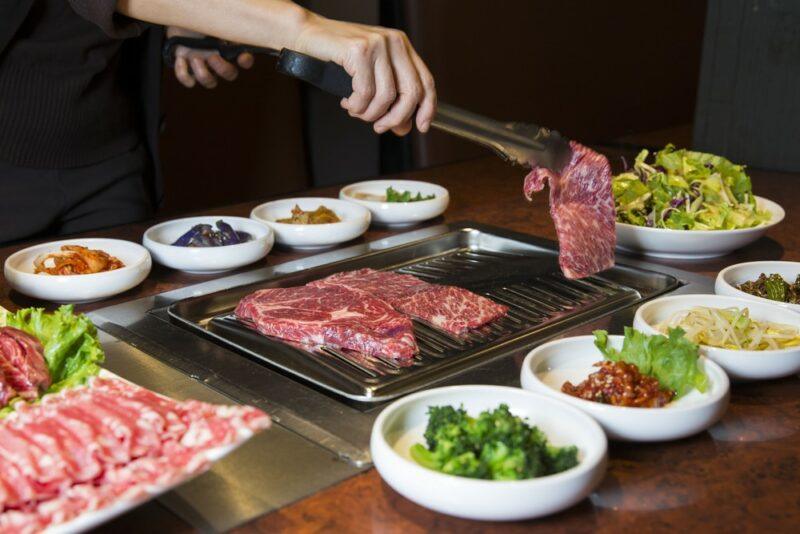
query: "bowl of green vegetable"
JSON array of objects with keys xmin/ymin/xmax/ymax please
[
  {"xmin": 715, "ymin": 261, "xmax": 800, "ymax": 313},
  {"xmin": 340, "ymin": 179, "xmax": 449, "ymax": 226},
  {"xmin": 521, "ymin": 331, "xmax": 729, "ymax": 441},
  {"xmin": 370, "ymin": 385, "xmax": 607, "ymax": 521},
  {"xmin": 613, "ymin": 145, "xmax": 784, "ymax": 259}
]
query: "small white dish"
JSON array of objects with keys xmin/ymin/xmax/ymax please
[
  {"xmin": 143, "ymin": 216, "xmax": 273, "ymax": 274},
  {"xmin": 370, "ymin": 385, "xmax": 607, "ymax": 521},
  {"xmin": 715, "ymin": 261, "xmax": 800, "ymax": 312},
  {"xmin": 615, "ymin": 196, "xmax": 784, "ymax": 259},
  {"xmin": 634, "ymin": 294, "xmax": 800, "ymax": 380},
  {"xmin": 340, "ymin": 179, "xmax": 449, "ymax": 226},
  {"xmin": 521, "ymin": 335, "xmax": 729, "ymax": 441},
  {"xmin": 4, "ymin": 238, "xmax": 151, "ymax": 303},
  {"xmin": 250, "ymin": 197, "xmax": 370, "ymax": 249}
]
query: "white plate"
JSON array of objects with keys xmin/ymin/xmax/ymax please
[
  {"xmin": 370, "ymin": 385, "xmax": 607, "ymax": 521},
  {"xmin": 520, "ymin": 336, "xmax": 729, "ymax": 441},
  {"xmin": 143, "ymin": 216, "xmax": 273, "ymax": 274},
  {"xmin": 615, "ymin": 196, "xmax": 784, "ymax": 259},
  {"xmin": 340, "ymin": 180, "xmax": 449, "ymax": 226},
  {"xmin": 49, "ymin": 438, "xmax": 243, "ymax": 534},
  {"xmin": 3, "ymin": 238, "xmax": 151, "ymax": 303},
  {"xmin": 715, "ymin": 261, "xmax": 800, "ymax": 313},
  {"xmin": 46, "ymin": 370, "xmax": 262, "ymax": 534},
  {"xmin": 634, "ymin": 294, "xmax": 800, "ymax": 380},
  {"xmin": 250, "ymin": 197, "xmax": 370, "ymax": 249}
]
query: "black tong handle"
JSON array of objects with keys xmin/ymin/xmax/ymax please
[
  {"xmin": 163, "ymin": 36, "xmax": 353, "ymax": 98},
  {"xmin": 276, "ymin": 49, "xmax": 353, "ymax": 98}
]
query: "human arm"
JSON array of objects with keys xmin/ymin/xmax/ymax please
[{"xmin": 116, "ymin": 0, "xmax": 436, "ymax": 134}]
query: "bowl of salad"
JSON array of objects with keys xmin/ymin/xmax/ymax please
[
  {"xmin": 370, "ymin": 385, "xmax": 606, "ymax": 521},
  {"xmin": 613, "ymin": 145, "xmax": 784, "ymax": 259},
  {"xmin": 634, "ymin": 294, "xmax": 800, "ymax": 380},
  {"xmin": 715, "ymin": 261, "xmax": 800, "ymax": 313},
  {"xmin": 340, "ymin": 180, "xmax": 449, "ymax": 226}
]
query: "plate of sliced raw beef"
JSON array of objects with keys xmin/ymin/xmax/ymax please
[{"xmin": 0, "ymin": 371, "xmax": 270, "ymax": 533}]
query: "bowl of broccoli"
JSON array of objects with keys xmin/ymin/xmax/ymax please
[{"xmin": 370, "ymin": 385, "xmax": 607, "ymax": 521}]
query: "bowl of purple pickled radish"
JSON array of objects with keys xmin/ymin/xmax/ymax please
[{"xmin": 143, "ymin": 216, "xmax": 273, "ymax": 273}]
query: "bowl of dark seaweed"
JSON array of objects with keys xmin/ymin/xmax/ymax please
[
  {"xmin": 143, "ymin": 216, "xmax": 273, "ymax": 273},
  {"xmin": 716, "ymin": 261, "xmax": 800, "ymax": 313}
]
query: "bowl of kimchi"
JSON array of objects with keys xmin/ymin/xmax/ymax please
[{"xmin": 4, "ymin": 238, "xmax": 151, "ymax": 303}]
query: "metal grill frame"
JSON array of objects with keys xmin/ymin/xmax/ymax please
[{"xmin": 168, "ymin": 228, "xmax": 680, "ymax": 401}]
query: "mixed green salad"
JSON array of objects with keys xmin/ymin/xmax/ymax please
[
  {"xmin": 593, "ymin": 326, "xmax": 708, "ymax": 398},
  {"xmin": 0, "ymin": 305, "xmax": 104, "ymax": 416},
  {"xmin": 410, "ymin": 403, "xmax": 578, "ymax": 480},
  {"xmin": 612, "ymin": 144, "xmax": 771, "ymax": 230}
]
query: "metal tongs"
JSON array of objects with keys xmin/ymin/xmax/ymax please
[{"xmin": 164, "ymin": 37, "xmax": 572, "ymax": 172}]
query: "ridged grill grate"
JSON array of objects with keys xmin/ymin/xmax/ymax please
[{"xmin": 212, "ymin": 249, "xmax": 638, "ymax": 380}]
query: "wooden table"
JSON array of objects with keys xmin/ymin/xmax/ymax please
[{"xmin": 2, "ymin": 151, "xmax": 798, "ymax": 533}]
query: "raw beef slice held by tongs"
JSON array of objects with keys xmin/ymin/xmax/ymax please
[{"xmin": 524, "ymin": 141, "xmax": 616, "ymax": 279}]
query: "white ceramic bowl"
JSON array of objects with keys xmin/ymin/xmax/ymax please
[
  {"xmin": 715, "ymin": 261, "xmax": 800, "ymax": 312},
  {"xmin": 250, "ymin": 197, "xmax": 370, "ymax": 249},
  {"xmin": 4, "ymin": 238, "xmax": 151, "ymax": 303},
  {"xmin": 370, "ymin": 385, "xmax": 607, "ymax": 521},
  {"xmin": 143, "ymin": 216, "xmax": 273, "ymax": 274},
  {"xmin": 520, "ymin": 336, "xmax": 729, "ymax": 441},
  {"xmin": 615, "ymin": 196, "xmax": 784, "ymax": 259},
  {"xmin": 340, "ymin": 179, "xmax": 449, "ymax": 225},
  {"xmin": 634, "ymin": 294, "xmax": 800, "ymax": 380}
]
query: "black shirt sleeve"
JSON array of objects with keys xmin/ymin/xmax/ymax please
[{"xmin": 68, "ymin": 0, "xmax": 146, "ymax": 39}]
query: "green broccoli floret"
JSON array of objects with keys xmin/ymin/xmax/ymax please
[
  {"xmin": 543, "ymin": 444, "xmax": 579, "ymax": 475},
  {"xmin": 410, "ymin": 403, "xmax": 580, "ymax": 481}
]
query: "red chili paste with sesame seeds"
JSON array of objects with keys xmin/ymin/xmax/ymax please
[{"xmin": 561, "ymin": 360, "xmax": 675, "ymax": 408}]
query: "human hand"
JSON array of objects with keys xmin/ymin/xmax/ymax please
[
  {"xmin": 167, "ymin": 26, "xmax": 255, "ymax": 89},
  {"xmin": 292, "ymin": 16, "xmax": 436, "ymax": 136}
]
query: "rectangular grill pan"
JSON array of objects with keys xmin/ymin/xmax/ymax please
[{"xmin": 168, "ymin": 227, "xmax": 679, "ymax": 401}]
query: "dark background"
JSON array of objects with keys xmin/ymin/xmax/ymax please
[{"xmin": 157, "ymin": 0, "xmax": 799, "ymax": 215}]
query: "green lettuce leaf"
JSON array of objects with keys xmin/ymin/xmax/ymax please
[
  {"xmin": 3, "ymin": 305, "xmax": 104, "ymax": 395},
  {"xmin": 593, "ymin": 326, "xmax": 708, "ymax": 397}
]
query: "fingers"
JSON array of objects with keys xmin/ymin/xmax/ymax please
[
  {"xmin": 354, "ymin": 52, "xmax": 396, "ymax": 124},
  {"xmin": 189, "ymin": 56, "xmax": 217, "ymax": 88},
  {"xmin": 336, "ymin": 29, "xmax": 436, "ymax": 136},
  {"xmin": 237, "ymin": 52, "xmax": 255, "ymax": 69},
  {"xmin": 374, "ymin": 32, "xmax": 422, "ymax": 134},
  {"xmin": 173, "ymin": 49, "xmax": 251, "ymax": 89},
  {"xmin": 174, "ymin": 56, "xmax": 195, "ymax": 88},
  {"xmin": 410, "ymin": 50, "xmax": 436, "ymax": 133},
  {"xmin": 391, "ymin": 119, "xmax": 413, "ymax": 137},
  {"xmin": 341, "ymin": 40, "xmax": 376, "ymax": 115},
  {"xmin": 207, "ymin": 54, "xmax": 238, "ymax": 82}
]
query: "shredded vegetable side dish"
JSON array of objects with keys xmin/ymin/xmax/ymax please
[{"xmin": 656, "ymin": 306, "xmax": 800, "ymax": 351}]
